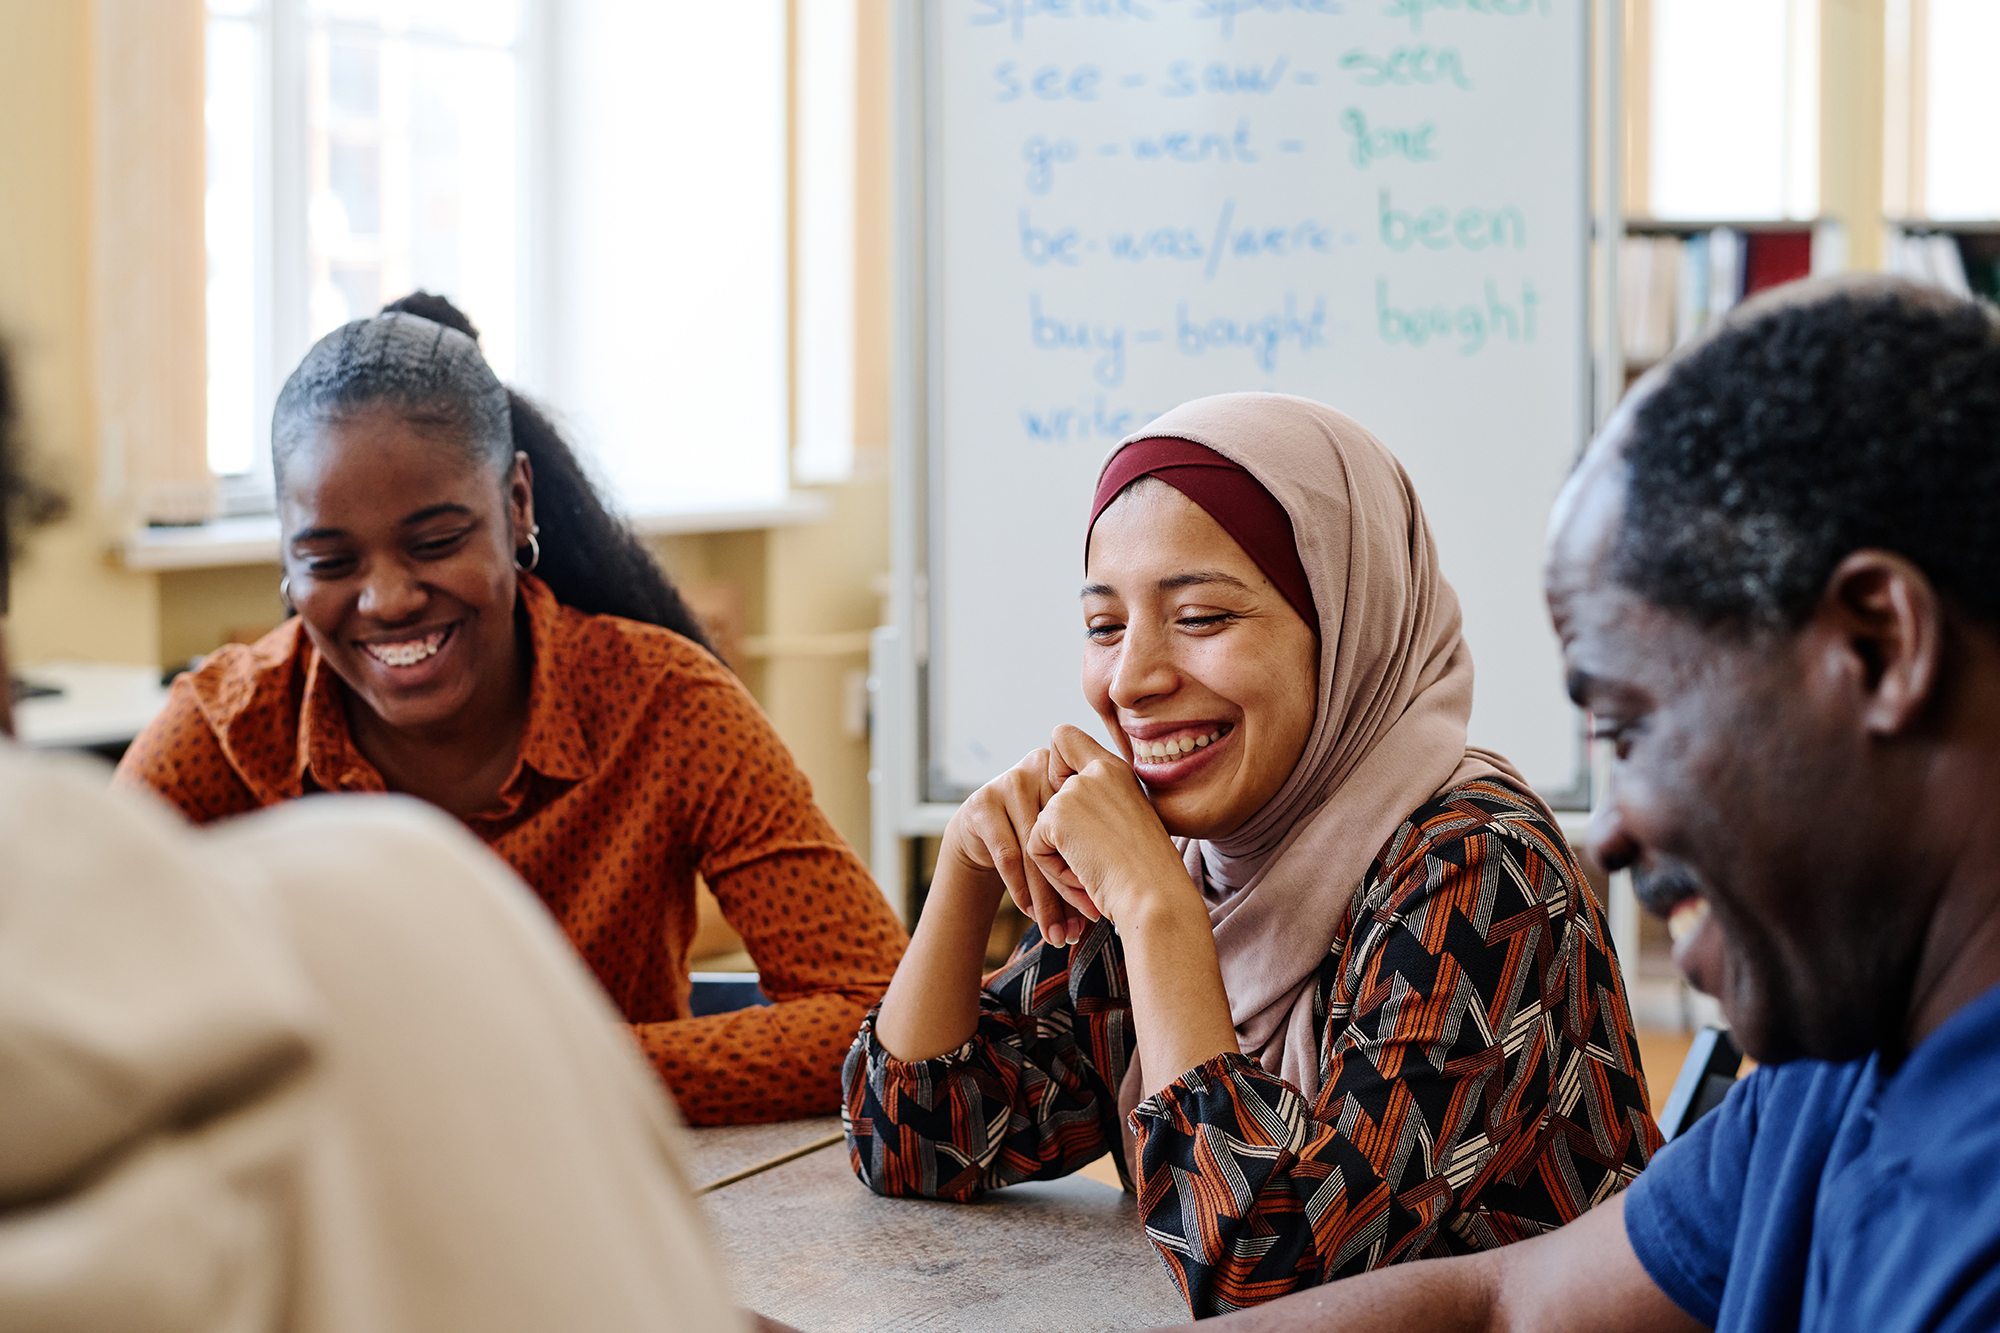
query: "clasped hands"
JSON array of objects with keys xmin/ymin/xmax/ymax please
[{"xmin": 944, "ymin": 724, "xmax": 1202, "ymax": 949}]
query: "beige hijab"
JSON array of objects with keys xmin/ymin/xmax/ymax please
[{"xmin": 1099, "ymin": 393, "xmax": 1547, "ymax": 1115}]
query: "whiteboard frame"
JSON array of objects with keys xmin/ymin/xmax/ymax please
[{"xmin": 870, "ymin": 0, "xmax": 1623, "ymax": 902}]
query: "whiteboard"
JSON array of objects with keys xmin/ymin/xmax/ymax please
[{"xmin": 919, "ymin": 0, "xmax": 1590, "ymax": 803}]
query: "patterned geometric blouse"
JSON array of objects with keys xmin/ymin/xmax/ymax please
[{"xmin": 843, "ymin": 779, "xmax": 1661, "ymax": 1315}]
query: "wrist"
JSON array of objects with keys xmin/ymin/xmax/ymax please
[{"xmin": 1117, "ymin": 882, "xmax": 1212, "ymax": 950}]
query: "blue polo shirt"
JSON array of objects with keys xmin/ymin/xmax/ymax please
[{"xmin": 1624, "ymin": 980, "xmax": 2000, "ymax": 1332}]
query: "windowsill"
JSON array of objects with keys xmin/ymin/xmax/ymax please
[{"xmin": 119, "ymin": 492, "xmax": 833, "ymax": 572}]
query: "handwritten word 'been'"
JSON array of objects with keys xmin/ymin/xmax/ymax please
[
  {"xmin": 1377, "ymin": 278, "xmax": 1538, "ymax": 356},
  {"xmin": 1341, "ymin": 109, "xmax": 1436, "ymax": 168},
  {"xmin": 1379, "ymin": 191, "xmax": 1524, "ymax": 251},
  {"xmin": 1383, "ymin": 0, "xmax": 1552, "ymax": 33},
  {"xmin": 1340, "ymin": 45, "xmax": 1472, "ymax": 89},
  {"xmin": 1178, "ymin": 294, "xmax": 1328, "ymax": 373}
]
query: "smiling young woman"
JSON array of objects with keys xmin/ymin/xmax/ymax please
[
  {"xmin": 843, "ymin": 393, "xmax": 1660, "ymax": 1316},
  {"xmin": 115, "ymin": 295, "xmax": 906, "ymax": 1126}
]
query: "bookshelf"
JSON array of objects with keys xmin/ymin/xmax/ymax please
[
  {"xmin": 1618, "ymin": 218, "xmax": 1842, "ymax": 378},
  {"xmin": 1884, "ymin": 221, "xmax": 2000, "ymax": 302}
]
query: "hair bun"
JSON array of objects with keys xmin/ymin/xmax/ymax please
[{"xmin": 381, "ymin": 290, "xmax": 480, "ymax": 345}]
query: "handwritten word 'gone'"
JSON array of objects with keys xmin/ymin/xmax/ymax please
[{"xmin": 1341, "ymin": 109, "xmax": 1436, "ymax": 168}]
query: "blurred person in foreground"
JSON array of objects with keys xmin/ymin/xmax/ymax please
[
  {"xmin": 1138, "ymin": 278, "xmax": 2000, "ymax": 1333},
  {"xmin": 0, "ymin": 341, "xmax": 791, "ymax": 1330}
]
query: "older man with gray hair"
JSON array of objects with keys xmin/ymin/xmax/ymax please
[{"xmin": 1143, "ymin": 277, "xmax": 2000, "ymax": 1332}]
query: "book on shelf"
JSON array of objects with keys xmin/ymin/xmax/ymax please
[
  {"xmin": 1620, "ymin": 226, "xmax": 1818, "ymax": 370},
  {"xmin": 1885, "ymin": 229, "xmax": 1974, "ymax": 298}
]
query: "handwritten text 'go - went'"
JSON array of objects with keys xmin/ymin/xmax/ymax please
[{"xmin": 1024, "ymin": 121, "xmax": 1264, "ymax": 193}]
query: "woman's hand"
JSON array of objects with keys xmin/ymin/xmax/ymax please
[
  {"xmin": 877, "ymin": 741, "xmax": 1107, "ymax": 1062},
  {"xmin": 1028, "ymin": 725, "xmax": 1240, "ymax": 1097},
  {"xmin": 941, "ymin": 744, "xmax": 1097, "ymax": 949},
  {"xmin": 1025, "ymin": 726, "xmax": 1202, "ymax": 930}
]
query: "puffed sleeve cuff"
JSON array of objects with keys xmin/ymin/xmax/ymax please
[
  {"xmin": 841, "ymin": 1007, "xmax": 1011, "ymax": 1203},
  {"xmin": 1131, "ymin": 1052, "xmax": 1318, "ymax": 1202},
  {"xmin": 1134, "ymin": 1050, "xmax": 1316, "ymax": 1139},
  {"xmin": 852, "ymin": 1007, "xmax": 983, "ymax": 1080}
]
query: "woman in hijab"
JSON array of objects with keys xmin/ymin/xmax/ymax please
[{"xmin": 843, "ymin": 394, "xmax": 1659, "ymax": 1315}]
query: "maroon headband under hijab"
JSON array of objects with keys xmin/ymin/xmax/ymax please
[{"xmin": 1087, "ymin": 437, "xmax": 1317, "ymax": 630}]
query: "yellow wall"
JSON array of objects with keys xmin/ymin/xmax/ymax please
[
  {"xmin": 0, "ymin": 0, "xmax": 893, "ymax": 872},
  {"xmin": 0, "ymin": 0, "xmax": 160, "ymax": 667}
]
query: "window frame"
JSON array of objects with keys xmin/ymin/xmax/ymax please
[{"xmin": 206, "ymin": 0, "xmax": 538, "ymax": 516}]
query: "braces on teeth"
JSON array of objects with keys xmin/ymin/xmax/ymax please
[{"xmin": 366, "ymin": 628, "xmax": 449, "ymax": 667}]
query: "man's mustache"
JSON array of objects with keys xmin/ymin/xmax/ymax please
[{"xmin": 1631, "ymin": 859, "xmax": 1704, "ymax": 917}]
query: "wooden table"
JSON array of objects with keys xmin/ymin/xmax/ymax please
[{"xmin": 685, "ymin": 1119, "xmax": 1188, "ymax": 1332}]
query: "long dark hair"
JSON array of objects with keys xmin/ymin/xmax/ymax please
[
  {"xmin": 0, "ymin": 340, "xmax": 69, "ymax": 616},
  {"xmin": 271, "ymin": 291, "xmax": 714, "ymax": 653}
]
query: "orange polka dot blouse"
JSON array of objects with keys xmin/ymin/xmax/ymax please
[{"xmin": 113, "ymin": 573, "xmax": 908, "ymax": 1126}]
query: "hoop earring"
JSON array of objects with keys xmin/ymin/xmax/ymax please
[
  {"xmin": 279, "ymin": 575, "xmax": 294, "ymax": 613},
  {"xmin": 515, "ymin": 528, "xmax": 541, "ymax": 574}
]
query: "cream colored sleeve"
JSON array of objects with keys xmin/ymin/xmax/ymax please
[{"xmin": 0, "ymin": 745, "xmax": 745, "ymax": 1333}]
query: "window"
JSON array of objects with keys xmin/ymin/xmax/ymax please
[
  {"xmin": 205, "ymin": 0, "xmax": 797, "ymax": 518},
  {"xmin": 1646, "ymin": 0, "xmax": 1820, "ymax": 221},
  {"xmin": 205, "ymin": 0, "xmax": 524, "ymax": 504},
  {"xmin": 1911, "ymin": 0, "xmax": 2000, "ymax": 219}
]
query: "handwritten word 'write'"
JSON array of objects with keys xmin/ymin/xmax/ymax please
[
  {"xmin": 1377, "ymin": 277, "xmax": 1538, "ymax": 355},
  {"xmin": 1021, "ymin": 396, "xmax": 1146, "ymax": 444}
]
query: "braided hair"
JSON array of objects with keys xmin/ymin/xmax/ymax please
[{"xmin": 271, "ymin": 292, "xmax": 714, "ymax": 652}]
